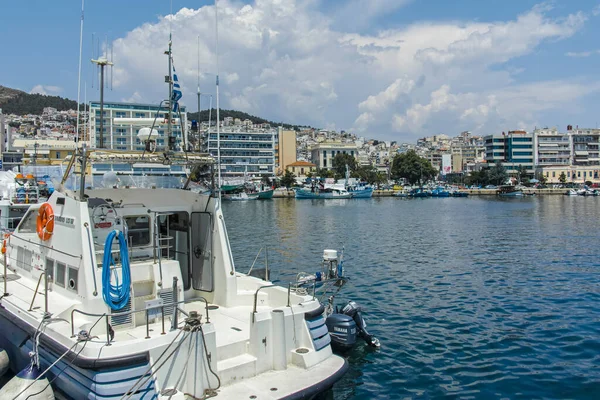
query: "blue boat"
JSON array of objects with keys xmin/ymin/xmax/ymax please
[
  {"xmin": 451, "ymin": 191, "xmax": 469, "ymax": 197},
  {"xmin": 348, "ymin": 185, "xmax": 374, "ymax": 198},
  {"xmin": 431, "ymin": 187, "xmax": 450, "ymax": 197},
  {"xmin": 409, "ymin": 188, "xmax": 430, "ymax": 198}
]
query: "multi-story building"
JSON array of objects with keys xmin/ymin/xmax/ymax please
[
  {"xmin": 450, "ymin": 144, "xmax": 485, "ymax": 172},
  {"xmin": 11, "ymin": 139, "xmax": 84, "ymax": 166},
  {"xmin": 532, "ymin": 127, "xmax": 571, "ymax": 167},
  {"xmin": 568, "ymin": 125, "xmax": 600, "ymax": 166},
  {"xmin": 310, "ymin": 142, "xmax": 358, "ymax": 170},
  {"xmin": 484, "ymin": 130, "xmax": 534, "ymax": 174},
  {"xmin": 275, "ymin": 127, "xmax": 296, "ymax": 175},
  {"xmin": 205, "ymin": 126, "xmax": 276, "ymax": 178},
  {"xmin": 88, "ymin": 101, "xmax": 187, "ymax": 151}
]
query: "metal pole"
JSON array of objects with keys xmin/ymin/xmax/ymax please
[
  {"xmin": 215, "ymin": 0, "xmax": 221, "ymax": 197},
  {"xmin": 79, "ymin": 144, "xmax": 87, "ymax": 200},
  {"xmin": 3, "ymin": 242, "xmax": 8, "ymax": 296},
  {"xmin": 167, "ymin": 36, "xmax": 174, "ymax": 151},
  {"xmin": 170, "ymin": 276, "xmax": 178, "ymax": 331},
  {"xmin": 99, "ymin": 65, "xmax": 104, "ymax": 148}
]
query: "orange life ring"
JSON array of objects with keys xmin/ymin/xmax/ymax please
[{"xmin": 37, "ymin": 203, "xmax": 55, "ymax": 241}]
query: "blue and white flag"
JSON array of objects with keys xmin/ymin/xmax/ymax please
[{"xmin": 171, "ymin": 64, "xmax": 182, "ymax": 112}]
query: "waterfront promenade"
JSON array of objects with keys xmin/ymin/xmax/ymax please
[{"xmin": 272, "ymin": 188, "xmax": 568, "ymax": 198}]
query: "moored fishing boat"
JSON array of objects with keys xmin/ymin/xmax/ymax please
[
  {"xmin": 497, "ymin": 185, "xmax": 524, "ymax": 197},
  {"xmin": 295, "ymin": 187, "xmax": 352, "ymax": 199}
]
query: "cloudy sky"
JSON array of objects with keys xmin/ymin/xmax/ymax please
[{"xmin": 2, "ymin": 0, "xmax": 600, "ymax": 141}]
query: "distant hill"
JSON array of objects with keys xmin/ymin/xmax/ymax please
[
  {"xmin": 0, "ymin": 85, "xmax": 79, "ymax": 115},
  {"xmin": 187, "ymin": 109, "xmax": 312, "ymax": 131}
]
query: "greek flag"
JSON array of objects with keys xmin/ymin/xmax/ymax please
[{"xmin": 171, "ymin": 64, "xmax": 182, "ymax": 112}]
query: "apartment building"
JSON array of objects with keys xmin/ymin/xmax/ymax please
[
  {"xmin": 205, "ymin": 126, "xmax": 276, "ymax": 178},
  {"xmin": 88, "ymin": 101, "xmax": 187, "ymax": 151},
  {"xmin": 484, "ymin": 130, "xmax": 534, "ymax": 174}
]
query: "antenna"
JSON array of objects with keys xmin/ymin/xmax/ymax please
[
  {"xmin": 76, "ymin": 0, "xmax": 85, "ymax": 144},
  {"xmin": 215, "ymin": 0, "xmax": 221, "ymax": 197},
  {"xmin": 110, "ymin": 40, "xmax": 114, "ymax": 91},
  {"xmin": 91, "ymin": 32, "xmax": 95, "ymax": 88},
  {"xmin": 92, "ymin": 44, "xmax": 114, "ymax": 149}
]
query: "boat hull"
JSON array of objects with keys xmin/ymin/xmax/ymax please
[
  {"xmin": 498, "ymin": 191, "xmax": 523, "ymax": 197},
  {"xmin": 349, "ymin": 188, "xmax": 373, "ymax": 198},
  {"xmin": 257, "ymin": 189, "xmax": 274, "ymax": 199},
  {"xmin": 295, "ymin": 189, "xmax": 351, "ymax": 199},
  {"xmin": 0, "ymin": 309, "xmax": 155, "ymax": 400}
]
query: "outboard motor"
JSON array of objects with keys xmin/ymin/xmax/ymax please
[
  {"xmin": 341, "ymin": 301, "xmax": 380, "ymax": 348},
  {"xmin": 325, "ymin": 313, "xmax": 357, "ymax": 350}
]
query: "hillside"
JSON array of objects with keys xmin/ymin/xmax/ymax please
[
  {"xmin": 187, "ymin": 109, "xmax": 311, "ymax": 131},
  {"xmin": 0, "ymin": 85, "xmax": 79, "ymax": 115}
]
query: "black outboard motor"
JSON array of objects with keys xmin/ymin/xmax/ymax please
[
  {"xmin": 325, "ymin": 313, "xmax": 357, "ymax": 350},
  {"xmin": 341, "ymin": 301, "xmax": 380, "ymax": 348}
]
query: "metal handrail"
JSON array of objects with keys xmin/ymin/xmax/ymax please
[
  {"xmin": 83, "ymin": 222, "xmax": 98, "ymax": 296},
  {"xmin": 70, "ymin": 296, "xmax": 210, "ymax": 345},
  {"xmin": 252, "ymin": 284, "xmax": 295, "ymax": 322},
  {"xmin": 10, "ymin": 233, "xmax": 83, "ymax": 260}
]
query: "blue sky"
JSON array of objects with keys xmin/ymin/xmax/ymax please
[{"xmin": 2, "ymin": 1, "xmax": 600, "ymax": 140}]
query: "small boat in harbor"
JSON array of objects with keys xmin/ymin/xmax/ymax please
[
  {"xmin": 497, "ymin": 185, "xmax": 524, "ymax": 197},
  {"xmin": 347, "ymin": 184, "xmax": 373, "ymax": 198},
  {"xmin": 408, "ymin": 188, "xmax": 430, "ymax": 198},
  {"xmin": 431, "ymin": 187, "xmax": 450, "ymax": 197},
  {"xmin": 222, "ymin": 191, "xmax": 259, "ymax": 201},
  {"xmin": 295, "ymin": 187, "xmax": 352, "ymax": 199}
]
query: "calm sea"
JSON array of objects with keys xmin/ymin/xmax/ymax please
[{"xmin": 223, "ymin": 196, "xmax": 600, "ymax": 399}]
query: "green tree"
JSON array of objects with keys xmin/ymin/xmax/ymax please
[
  {"xmin": 279, "ymin": 170, "xmax": 296, "ymax": 188},
  {"xmin": 261, "ymin": 174, "xmax": 272, "ymax": 187},
  {"xmin": 558, "ymin": 172, "xmax": 566, "ymax": 184},
  {"xmin": 465, "ymin": 169, "xmax": 489, "ymax": 187},
  {"xmin": 390, "ymin": 150, "xmax": 437, "ymax": 185},
  {"xmin": 332, "ymin": 153, "xmax": 357, "ymax": 179},
  {"xmin": 354, "ymin": 164, "xmax": 378, "ymax": 184},
  {"xmin": 488, "ymin": 162, "xmax": 508, "ymax": 186},
  {"xmin": 315, "ymin": 168, "xmax": 335, "ymax": 179}
]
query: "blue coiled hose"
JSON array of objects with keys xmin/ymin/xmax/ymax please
[{"xmin": 102, "ymin": 230, "xmax": 131, "ymax": 310}]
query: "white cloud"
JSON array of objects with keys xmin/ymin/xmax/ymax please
[
  {"xmin": 109, "ymin": 1, "xmax": 598, "ymax": 141},
  {"xmin": 565, "ymin": 50, "xmax": 600, "ymax": 57},
  {"xmin": 30, "ymin": 85, "xmax": 62, "ymax": 95},
  {"xmin": 593, "ymin": 4, "xmax": 600, "ymax": 16}
]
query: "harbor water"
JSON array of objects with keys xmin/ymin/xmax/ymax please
[{"xmin": 223, "ymin": 196, "xmax": 600, "ymax": 399}]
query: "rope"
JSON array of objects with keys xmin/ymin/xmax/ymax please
[
  {"xmin": 120, "ymin": 329, "xmax": 188, "ymax": 400},
  {"xmin": 102, "ymin": 229, "xmax": 131, "ymax": 310},
  {"xmin": 15, "ymin": 313, "xmax": 105, "ymax": 400}
]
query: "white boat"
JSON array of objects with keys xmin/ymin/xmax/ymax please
[
  {"xmin": 222, "ymin": 191, "xmax": 259, "ymax": 201},
  {"xmin": 0, "ymin": 153, "xmax": 347, "ymax": 399}
]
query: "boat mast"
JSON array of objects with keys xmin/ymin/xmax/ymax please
[
  {"xmin": 215, "ymin": 0, "xmax": 221, "ymax": 197},
  {"xmin": 166, "ymin": 34, "xmax": 174, "ymax": 151},
  {"xmin": 75, "ymin": 0, "xmax": 85, "ymax": 144},
  {"xmin": 197, "ymin": 35, "xmax": 201, "ymax": 151}
]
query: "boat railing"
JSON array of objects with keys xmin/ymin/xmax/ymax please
[
  {"xmin": 70, "ymin": 296, "xmax": 210, "ymax": 345},
  {"xmin": 252, "ymin": 284, "xmax": 297, "ymax": 323}
]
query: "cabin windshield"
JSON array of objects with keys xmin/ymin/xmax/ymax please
[{"xmin": 16, "ymin": 209, "xmax": 38, "ymax": 234}]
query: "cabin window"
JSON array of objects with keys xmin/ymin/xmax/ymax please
[
  {"xmin": 17, "ymin": 209, "xmax": 38, "ymax": 234},
  {"xmin": 56, "ymin": 262, "xmax": 66, "ymax": 287},
  {"xmin": 125, "ymin": 216, "xmax": 151, "ymax": 247},
  {"xmin": 67, "ymin": 267, "xmax": 78, "ymax": 292}
]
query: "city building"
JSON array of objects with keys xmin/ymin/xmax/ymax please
[
  {"xmin": 484, "ymin": 130, "xmax": 534, "ymax": 174},
  {"xmin": 276, "ymin": 127, "xmax": 297, "ymax": 175},
  {"xmin": 286, "ymin": 161, "xmax": 316, "ymax": 177},
  {"xmin": 310, "ymin": 142, "xmax": 358, "ymax": 170},
  {"xmin": 11, "ymin": 139, "xmax": 83, "ymax": 166},
  {"xmin": 568, "ymin": 125, "xmax": 600, "ymax": 166},
  {"xmin": 532, "ymin": 127, "xmax": 571, "ymax": 167},
  {"xmin": 88, "ymin": 101, "xmax": 187, "ymax": 151},
  {"xmin": 205, "ymin": 126, "xmax": 276, "ymax": 178}
]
